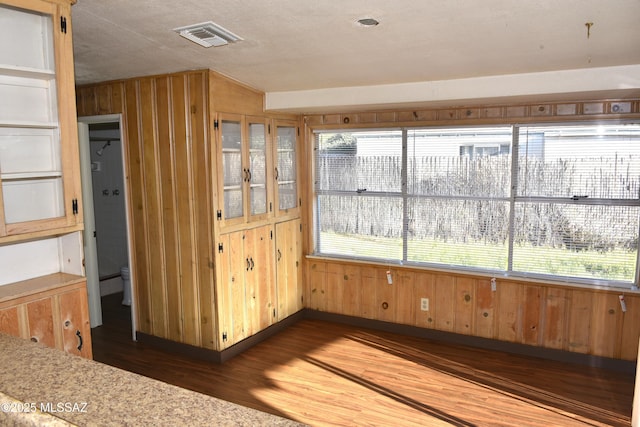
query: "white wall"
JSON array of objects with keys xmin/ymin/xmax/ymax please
[{"xmin": 88, "ymin": 128, "xmax": 128, "ymax": 282}]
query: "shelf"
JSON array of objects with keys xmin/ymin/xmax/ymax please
[
  {"xmin": 0, "ymin": 121, "xmax": 58, "ymax": 129},
  {"xmin": 0, "ymin": 65, "xmax": 55, "ymax": 80},
  {"xmin": 0, "ymin": 272, "xmax": 85, "ymax": 303},
  {"xmin": 1, "ymin": 171, "xmax": 62, "ymax": 181}
]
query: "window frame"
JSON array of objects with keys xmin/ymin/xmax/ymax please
[{"xmin": 313, "ymin": 120, "xmax": 640, "ymax": 290}]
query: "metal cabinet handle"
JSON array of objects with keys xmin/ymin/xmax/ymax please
[
  {"xmin": 246, "ymin": 258, "xmax": 251, "ymax": 271},
  {"xmin": 250, "ymin": 257, "xmax": 255, "ymax": 270},
  {"xmin": 277, "ymin": 249, "xmax": 282, "ymax": 261},
  {"xmin": 274, "ymin": 167, "xmax": 279, "ymax": 180},
  {"xmin": 76, "ymin": 330, "xmax": 83, "ymax": 351}
]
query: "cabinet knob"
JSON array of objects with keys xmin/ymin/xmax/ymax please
[
  {"xmin": 30, "ymin": 337, "xmax": 38, "ymax": 343},
  {"xmin": 64, "ymin": 320, "xmax": 71, "ymax": 328}
]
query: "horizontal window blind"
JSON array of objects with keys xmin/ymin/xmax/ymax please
[{"xmin": 315, "ymin": 131, "xmax": 403, "ymax": 261}]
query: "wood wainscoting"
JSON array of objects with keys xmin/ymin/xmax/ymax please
[{"xmin": 305, "ymin": 258, "xmax": 640, "ymax": 361}]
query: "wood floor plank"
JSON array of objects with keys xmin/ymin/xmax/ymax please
[{"xmin": 92, "ymin": 293, "xmax": 634, "ymax": 426}]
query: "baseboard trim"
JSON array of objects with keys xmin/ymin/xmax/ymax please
[
  {"xmin": 136, "ymin": 308, "xmax": 634, "ymax": 372},
  {"xmin": 136, "ymin": 310, "xmax": 306, "ymax": 364},
  {"xmin": 304, "ymin": 309, "xmax": 636, "ymax": 374}
]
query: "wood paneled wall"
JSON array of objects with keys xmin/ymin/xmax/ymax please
[
  {"xmin": 305, "ymin": 260, "xmax": 640, "ymax": 361},
  {"xmin": 77, "ymin": 71, "xmax": 215, "ymax": 348},
  {"xmin": 79, "ymin": 73, "xmax": 640, "ymax": 361}
]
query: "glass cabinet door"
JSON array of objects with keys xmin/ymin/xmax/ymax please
[
  {"xmin": 274, "ymin": 122, "xmax": 298, "ymax": 213},
  {"xmin": 247, "ymin": 119, "xmax": 268, "ymax": 218},
  {"xmin": 220, "ymin": 118, "xmax": 244, "ymax": 220},
  {"xmin": 0, "ymin": 2, "xmax": 75, "ymax": 236}
]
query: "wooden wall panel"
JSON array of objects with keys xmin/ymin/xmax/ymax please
[
  {"xmin": 566, "ymin": 290, "xmax": 592, "ymax": 354},
  {"xmin": 341, "ymin": 265, "xmax": 361, "ymax": 318},
  {"xmin": 474, "ymin": 278, "xmax": 495, "ymax": 338},
  {"xmin": 413, "ymin": 272, "xmax": 435, "ymax": 329},
  {"xmin": 156, "ymin": 76, "xmax": 182, "ymax": 343},
  {"xmin": 304, "ymin": 260, "xmax": 640, "ymax": 360},
  {"xmin": 433, "ymin": 274, "xmax": 455, "ymax": 332},
  {"xmin": 496, "ymin": 281, "xmax": 521, "ymax": 343},
  {"xmin": 376, "ymin": 269, "xmax": 396, "ymax": 322},
  {"xmin": 123, "ymin": 79, "xmax": 152, "ymax": 334},
  {"xmin": 541, "ymin": 287, "xmax": 568, "ymax": 350},
  {"xmin": 454, "ymin": 277, "xmax": 474, "ymax": 335},
  {"xmin": 620, "ymin": 294, "xmax": 640, "ymax": 360},
  {"xmin": 307, "ymin": 261, "xmax": 327, "ymax": 311},
  {"xmin": 78, "ymin": 71, "xmax": 213, "ymax": 348},
  {"xmin": 325, "ymin": 263, "xmax": 344, "ymax": 314},
  {"xmin": 138, "ymin": 78, "xmax": 167, "ymax": 339},
  {"xmin": 590, "ymin": 293, "xmax": 622, "ymax": 359},
  {"xmin": 522, "ymin": 285, "xmax": 542, "ymax": 346},
  {"xmin": 360, "ymin": 267, "xmax": 378, "ymax": 320},
  {"xmin": 395, "ymin": 271, "xmax": 415, "ymax": 326}
]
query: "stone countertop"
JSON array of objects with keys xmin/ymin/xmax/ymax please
[{"xmin": 0, "ymin": 333, "xmax": 304, "ymax": 426}]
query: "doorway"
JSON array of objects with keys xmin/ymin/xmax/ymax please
[{"xmin": 78, "ymin": 115, "xmax": 136, "ymax": 340}]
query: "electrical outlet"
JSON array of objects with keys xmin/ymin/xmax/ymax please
[
  {"xmin": 420, "ymin": 298, "xmax": 429, "ymax": 311},
  {"xmin": 491, "ymin": 278, "xmax": 497, "ymax": 291}
]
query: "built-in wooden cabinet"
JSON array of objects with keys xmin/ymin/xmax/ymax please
[
  {"xmin": 275, "ymin": 219, "xmax": 303, "ymax": 321},
  {"xmin": 76, "ymin": 70, "xmax": 303, "ymax": 354},
  {"xmin": 216, "ymin": 224, "xmax": 278, "ymax": 349},
  {"xmin": 272, "ymin": 120, "xmax": 300, "ymax": 219},
  {"xmin": 216, "ymin": 220, "xmax": 302, "ymax": 349},
  {"xmin": 0, "ymin": 0, "xmax": 81, "ymax": 239},
  {"xmin": 0, "ymin": 0, "xmax": 89, "ymax": 358},
  {"xmin": 0, "ymin": 275, "xmax": 92, "ymax": 359},
  {"xmin": 215, "ymin": 114, "xmax": 270, "ymax": 228}
]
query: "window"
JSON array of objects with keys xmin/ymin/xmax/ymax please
[{"xmin": 314, "ymin": 123, "xmax": 640, "ymax": 288}]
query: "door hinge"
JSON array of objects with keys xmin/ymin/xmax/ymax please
[
  {"xmin": 214, "ymin": 120, "xmax": 219, "ymax": 129},
  {"xmin": 270, "ymin": 230, "xmax": 273, "ymax": 240},
  {"xmin": 72, "ymin": 198, "xmax": 78, "ymax": 215},
  {"xmin": 299, "ymin": 198, "xmax": 302, "ymax": 207},
  {"xmin": 218, "ymin": 243, "xmax": 223, "ymax": 253},
  {"xmin": 273, "ymin": 308, "xmax": 276, "ymax": 318},
  {"xmin": 297, "ymin": 127, "xmax": 300, "ymax": 136},
  {"xmin": 222, "ymin": 332, "xmax": 227, "ymax": 342},
  {"xmin": 300, "ymin": 223, "xmax": 302, "ymax": 232},
  {"xmin": 216, "ymin": 210, "xmax": 222, "ymax": 220},
  {"xmin": 60, "ymin": 16, "xmax": 67, "ymax": 34},
  {"xmin": 268, "ymin": 123, "xmax": 271, "ymax": 134},
  {"xmin": 269, "ymin": 202, "xmax": 272, "ymax": 212}
]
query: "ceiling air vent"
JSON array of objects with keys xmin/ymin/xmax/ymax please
[{"xmin": 173, "ymin": 21, "xmax": 242, "ymax": 48}]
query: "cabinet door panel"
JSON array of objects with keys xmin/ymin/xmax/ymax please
[
  {"xmin": 220, "ymin": 117, "xmax": 244, "ymax": 222},
  {"xmin": 248, "ymin": 119, "xmax": 268, "ymax": 218},
  {"xmin": 0, "ymin": 306, "xmax": 21, "ymax": 337},
  {"xmin": 26, "ymin": 298, "xmax": 55, "ymax": 348},
  {"xmin": 244, "ymin": 226, "xmax": 275, "ymax": 333},
  {"xmin": 274, "ymin": 123, "xmax": 298, "ymax": 213},
  {"xmin": 229, "ymin": 232, "xmax": 248, "ymax": 344},
  {"xmin": 276, "ymin": 219, "xmax": 302, "ymax": 320},
  {"xmin": 58, "ymin": 287, "xmax": 92, "ymax": 358}
]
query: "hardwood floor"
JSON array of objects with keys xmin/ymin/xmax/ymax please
[{"xmin": 92, "ymin": 293, "xmax": 634, "ymax": 426}]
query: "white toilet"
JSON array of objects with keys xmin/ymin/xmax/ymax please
[{"xmin": 121, "ymin": 266, "xmax": 131, "ymax": 306}]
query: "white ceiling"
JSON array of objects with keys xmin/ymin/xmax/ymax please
[{"xmin": 71, "ymin": 0, "xmax": 640, "ymax": 113}]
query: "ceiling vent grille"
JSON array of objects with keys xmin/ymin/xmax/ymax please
[{"xmin": 173, "ymin": 21, "xmax": 242, "ymax": 48}]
